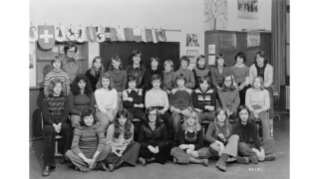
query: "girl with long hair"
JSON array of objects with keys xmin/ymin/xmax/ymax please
[
  {"xmin": 220, "ymin": 75, "xmax": 240, "ymax": 120},
  {"xmin": 104, "ymin": 109, "xmax": 141, "ymax": 172},
  {"xmin": 86, "ymin": 56, "xmax": 105, "ymax": 92},
  {"xmin": 170, "ymin": 110, "xmax": 210, "ymax": 166},
  {"xmin": 95, "ymin": 73, "xmax": 118, "ymax": 131},
  {"xmin": 69, "ymin": 74, "xmax": 95, "ymax": 128},
  {"xmin": 65, "ymin": 108, "xmax": 111, "ymax": 173},
  {"xmin": 142, "ymin": 56, "xmax": 163, "ymax": 91},
  {"xmin": 125, "ymin": 50, "xmax": 146, "ymax": 88},
  {"xmin": 138, "ymin": 107, "xmax": 176, "ymax": 165},
  {"xmin": 205, "ymin": 108, "xmax": 241, "ymax": 172}
]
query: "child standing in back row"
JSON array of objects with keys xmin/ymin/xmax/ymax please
[
  {"xmin": 162, "ymin": 60, "xmax": 175, "ymax": 95},
  {"xmin": 174, "ymin": 56, "xmax": 195, "ymax": 89}
]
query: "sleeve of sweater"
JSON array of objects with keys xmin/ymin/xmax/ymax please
[
  {"xmin": 145, "ymin": 91, "xmax": 151, "ymax": 108},
  {"xmin": 71, "ymin": 128, "xmax": 83, "ymax": 155},
  {"xmin": 211, "ymin": 69, "xmax": 218, "ymax": 88},
  {"xmin": 264, "ymin": 65, "xmax": 273, "ymax": 88},
  {"xmin": 105, "ymin": 124, "xmax": 115, "ymax": 145},
  {"xmin": 125, "ymin": 125, "xmax": 134, "ymax": 144},
  {"xmin": 95, "ymin": 90, "xmax": 107, "ymax": 113},
  {"xmin": 192, "ymin": 90, "xmax": 205, "ymax": 110},
  {"xmin": 122, "ymin": 71, "xmax": 128, "ymax": 91},
  {"xmin": 249, "ymin": 65, "xmax": 255, "ymax": 86},
  {"xmin": 163, "ymin": 91, "xmax": 170, "ymax": 112},
  {"xmin": 122, "ymin": 90, "xmax": 134, "ymax": 108},
  {"xmin": 193, "ymin": 69, "xmax": 198, "ymax": 88},
  {"xmin": 217, "ymin": 88, "xmax": 227, "ymax": 110},
  {"xmin": 96, "ymin": 125, "xmax": 107, "ymax": 152},
  {"xmin": 186, "ymin": 70, "xmax": 195, "ymax": 89},
  {"xmin": 245, "ymin": 88, "xmax": 254, "ymax": 112},
  {"xmin": 231, "ymin": 90, "xmax": 241, "ymax": 113},
  {"xmin": 158, "ymin": 125, "xmax": 168, "ymax": 149},
  {"xmin": 263, "ymin": 90, "xmax": 270, "ymax": 111},
  {"xmin": 69, "ymin": 93, "xmax": 81, "ymax": 115},
  {"xmin": 111, "ymin": 89, "xmax": 118, "ymax": 110},
  {"xmin": 138, "ymin": 125, "xmax": 149, "ymax": 148},
  {"xmin": 60, "ymin": 96, "xmax": 70, "ymax": 124},
  {"xmin": 90, "ymin": 93, "xmax": 95, "ymax": 109},
  {"xmin": 42, "ymin": 98, "xmax": 54, "ymax": 125},
  {"xmin": 205, "ymin": 122, "xmax": 217, "ymax": 143},
  {"xmin": 195, "ymin": 129, "xmax": 204, "ymax": 150},
  {"xmin": 170, "ymin": 89, "xmax": 177, "ymax": 108},
  {"xmin": 244, "ymin": 67, "xmax": 250, "ymax": 85},
  {"xmin": 133, "ymin": 89, "xmax": 143, "ymax": 105}
]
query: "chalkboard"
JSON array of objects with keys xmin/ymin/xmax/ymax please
[
  {"xmin": 99, "ymin": 42, "xmax": 180, "ymax": 71},
  {"xmin": 36, "ymin": 42, "xmax": 89, "ymax": 86}
]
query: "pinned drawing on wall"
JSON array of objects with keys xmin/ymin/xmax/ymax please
[
  {"xmin": 186, "ymin": 34, "xmax": 199, "ymax": 47},
  {"xmin": 96, "ymin": 26, "xmax": 105, "ymax": 43},
  {"xmin": 238, "ymin": 0, "xmax": 258, "ymax": 20},
  {"xmin": 29, "ymin": 25, "xmax": 38, "ymax": 42},
  {"xmin": 208, "ymin": 44, "xmax": 215, "ymax": 54},
  {"xmin": 55, "ymin": 26, "xmax": 66, "ymax": 42},
  {"xmin": 29, "ymin": 54, "xmax": 34, "ymax": 69},
  {"xmin": 203, "ymin": 0, "xmax": 228, "ymax": 30},
  {"xmin": 208, "ymin": 55, "xmax": 216, "ymax": 65},
  {"xmin": 247, "ymin": 33, "xmax": 260, "ymax": 47},
  {"xmin": 76, "ymin": 26, "xmax": 86, "ymax": 43},
  {"xmin": 186, "ymin": 50, "xmax": 198, "ymax": 66},
  {"xmin": 66, "ymin": 26, "xmax": 77, "ymax": 41}
]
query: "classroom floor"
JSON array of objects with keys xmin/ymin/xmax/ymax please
[{"xmin": 30, "ymin": 111, "xmax": 290, "ymax": 179}]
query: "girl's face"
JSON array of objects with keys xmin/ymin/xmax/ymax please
[
  {"xmin": 84, "ymin": 114, "xmax": 94, "ymax": 126},
  {"xmin": 112, "ymin": 59, "xmax": 121, "ymax": 69},
  {"xmin": 224, "ymin": 76, "xmax": 232, "ymax": 88},
  {"xmin": 198, "ymin": 58, "xmax": 205, "ymax": 68},
  {"xmin": 53, "ymin": 83, "xmax": 62, "ymax": 95},
  {"xmin": 181, "ymin": 60, "xmax": 188, "ymax": 69},
  {"xmin": 128, "ymin": 81, "xmax": 136, "ymax": 89},
  {"xmin": 78, "ymin": 79, "xmax": 86, "ymax": 90},
  {"xmin": 236, "ymin": 57, "xmax": 244, "ymax": 65},
  {"xmin": 239, "ymin": 109, "xmax": 249, "ymax": 125},
  {"xmin": 151, "ymin": 59, "xmax": 159, "ymax": 69},
  {"xmin": 164, "ymin": 64, "xmax": 172, "ymax": 72},
  {"xmin": 102, "ymin": 78, "xmax": 110, "ymax": 89},
  {"xmin": 186, "ymin": 115, "xmax": 196, "ymax": 126},
  {"xmin": 53, "ymin": 61, "xmax": 62, "ymax": 70},
  {"xmin": 148, "ymin": 110, "xmax": 157, "ymax": 123},
  {"xmin": 253, "ymin": 78, "xmax": 261, "ymax": 89},
  {"xmin": 94, "ymin": 58, "xmax": 102, "ymax": 69},
  {"xmin": 118, "ymin": 116, "xmax": 127, "ymax": 126},
  {"xmin": 152, "ymin": 79, "xmax": 161, "ymax": 89},
  {"xmin": 66, "ymin": 47, "xmax": 76, "ymax": 59},
  {"xmin": 217, "ymin": 110, "xmax": 226, "ymax": 123},
  {"xmin": 177, "ymin": 79, "xmax": 185, "ymax": 88},
  {"xmin": 200, "ymin": 81, "xmax": 209, "ymax": 91},
  {"xmin": 217, "ymin": 58, "xmax": 224, "ymax": 67},
  {"xmin": 256, "ymin": 55, "xmax": 265, "ymax": 66},
  {"xmin": 133, "ymin": 54, "xmax": 141, "ymax": 64}
]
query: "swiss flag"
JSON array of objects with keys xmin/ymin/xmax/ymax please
[
  {"xmin": 29, "ymin": 25, "xmax": 38, "ymax": 42},
  {"xmin": 86, "ymin": 27, "xmax": 97, "ymax": 42},
  {"xmin": 38, "ymin": 25, "xmax": 55, "ymax": 50},
  {"xmin": 66, "ymin": 26, "xmax": 77, "ymax": 41},
  {"xmin": 55, "ymin": 26, "xmax": 66, "ymax": 42}
]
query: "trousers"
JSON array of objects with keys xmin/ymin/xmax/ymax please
[
  {"xmin": 170, "ymin": 147, "xmax": 211, "ymax": 164},
  {"xmin": 104, "ymin": 142, "xmax": 140, "ymax": 166},
  {"xmin": 209, "ymin": 134, "xmax": 239, "ymax": 158}
]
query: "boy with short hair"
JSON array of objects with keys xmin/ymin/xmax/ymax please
[{"xmin": 174, "ymin": 56, "xmax": 195, "ymax": 89}]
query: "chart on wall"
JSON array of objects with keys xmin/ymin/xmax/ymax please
[{"xmin": 238, "ymin": 0, "xmax": 258, "ymax": 20}]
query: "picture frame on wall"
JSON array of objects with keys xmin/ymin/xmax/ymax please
[{"xmin": 186, "ymin": 50, "xmax": 198, "ymax": 65}]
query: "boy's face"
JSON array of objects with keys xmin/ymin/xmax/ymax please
[
  {"xmin": 52, "ymin": 61, "xmax": 62, "ymax": 70},
  {"xmin": 152, "ymin": 79, "xmax": 161, "ymax": 89},
  {"xmin": 164, "ymin": 64, "xmax": 172, "ymax": 72},
  {"xmin": 181, "ymin": 60, "xmax": 188, "ymax": 69},
  {"xmin": 198, "ymin": 58, "xmax": 205, "ymax": 67},
  {"xmin": 128, "ymin": 81, "xmax": 136, "ymax": 89},
  {"xmin": 177, "ymin": 79, "xmax": 185, "ymax": 87}
]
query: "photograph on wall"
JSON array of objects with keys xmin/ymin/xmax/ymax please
[
  {"xmin": 186, "ymin": 34, "xmax": 200, "ymax": 47},
  {"xmin": 186, "ymin": 50, "xmax": 198, "ymax": 65},
  {"xmin": 208, "ymin": 44, "xmax": 216, "ymax": 54},
  {"xmin": 208, "ymin": 55, "xmax": 216, "ymax": 65},
  {"xmin": 238, "ymin": 0, "xmax": 258, "ymax": 20},
  {"xmin": 247, "ymin": 33, "xmax": 260, "ymax": 47}
]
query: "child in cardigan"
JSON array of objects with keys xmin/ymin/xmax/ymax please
[
  {"xmin": 69, "ymin": 74, "xmax": 95, "ymax": 128},
  {"xmin": 170, "ymin": 73, "xmax": 192, "ymax": 140},
  {"xmin": 220, "ymin": 75, "xmax": 240, "ymax": 120},
  {"xmin": 104, "ymin": 109, "xmax": 141, "ymax": 171},
  {"xmin": 230, "ymin": 52, "xmax": 250, "ymax": 105},
  {"xmin": 193, "ymin": 55, "xmax": 211, "ymax": 88},
  {"xmin": 174, "ymin": 56, "xmax": 195, "ymax": 89},
  {"xmin": 205, "ymin": 108, "xmax": 241, "ymax": 172},
  {"xmin": 210, "ymin": 54, "xmax": 233, "ymax": 90},
  {"xmin": 86, "ymin": 56, "xmax": 105, "ymax": 92},
  {"xmin": 122, "ymin": 76, "xmax": 145, "ymax": 137},
  {"xmin": 232, "ymin": 105, "xmax": 276, "ymax": 164},
  {"xmin": 145, "ymin": 74, "xmax": 172, "ymax": 139},
  {"xmin": 162, "ymin": 60, "xmax": 175, "ymax": 95},
  {"xmin": 65, "ymin": 108, "xmax": 111, "ymax": 173},
  {"xmin": 44, "ymin": 55, "xmax": 71, "ymax": 96},
  {"xmin": 192, "ymin": 75, "xmax": 227, "ymax": 123},
  {"xmin": 41, "ymin": 79, "xmax": 73, "ymax": 176},
  {"xmin": 107, "ymin": 55, "xmax": 127, "ymax": 111},
  {"xmin": 125, "ymin": 50, "xmax": 146, "ymax": 88},
  {"xmin": 142, "ymin": 56, "xmax": 163, "ymax": 91},
  {"xmin": 95, "ymin": 73, "xmax": 118, "ymax": 131},
  {"xmin": 170, "ymin": 110, "xmax": 210, "ymax": 166}
]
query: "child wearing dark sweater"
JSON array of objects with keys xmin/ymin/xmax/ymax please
[
  {"xmin": 192, "ymin": 55, "xmax": 211, "ymax": 88},
  {"xmin": 125, "ymin": 50, "xmax": 146, "ymax": 88},
  {"xmin": 174, "ymin": 56, "xmax": 195, "ymax": 89},
  {"xmin": 162, "ymin": 60, "xmax": 175, "ymax": 94},
  {"xmin": 142, "ymin": 56, "xmax": 163, "ymax": 91}
]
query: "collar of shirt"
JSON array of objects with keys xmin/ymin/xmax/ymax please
[
  {"xmin": 133, "ymin": 64, "xmax": 140, "ymax": 69},
  {"xmin": 235, "ymin": 64, "xmax": 245, "ymax": 68}
]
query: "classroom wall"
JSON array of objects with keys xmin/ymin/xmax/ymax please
[{"xmin": 29, "ymin": 0, "xmax": 204, "ymax": 86}]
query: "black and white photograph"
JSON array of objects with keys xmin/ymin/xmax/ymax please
[{"xmin": 22, "ymin": 0, "xmax": 295, "ymax": 179}]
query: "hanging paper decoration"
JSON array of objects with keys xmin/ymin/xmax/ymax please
[
  {"xmin": 29, "ymin": 25, "xmax": 38, "ymax": 42},
  {"xmin": 151, "ymin": 29, "xmax": 158, "ymax": 43},
  {"xmin": 38, "ymin": 25, "xmax": 55, "ymax": 50},
  {"xmin": 66, "ymin": 26, "xmax": 77, "ymax": 41},
  {"xmin": 145, "ymin": 29, "xmax": 153, "ymax": 42},
  {"xmin": 158, "ymin": 29, "xmax": 167, "ymax": 42},
  {"xmin": 86, "ymin": 27, "xmax": 97, "ymax": 42},
  {"xmin": 76, "ymin": 26, "xmax": 86, "ymax": 43},
  {"xmin": 96, "ymin": 26, "xmax": 105, "ymax": 43},
  {"xmin": 124, "ymin": 28, "xmax": 134, "ymax": 42},
  {"xmin": 133, "ymin": 27, "xmax": 142, "ymax": 42},
  {"xmin": 55, "ymin": 25, "xmax": 66, "ymax": 42},
  {"xmin": 110, "ymin": 28, "xmax": 118, "ymax": 42},
  {"xmin": 104, "ymin": 27, "xmax": 111, "ymax": 42},
  {"xmin": 115, "ymin": 27, "xmax": 126, "ymax": 41},
  {"xmin": 141, "ymin": 28, "xmax": 147, "ymax": 42}
]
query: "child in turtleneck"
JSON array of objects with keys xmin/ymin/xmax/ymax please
[{"xmin": 174, "ymin": 56, "xmax": 195, "ymax": 89}]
